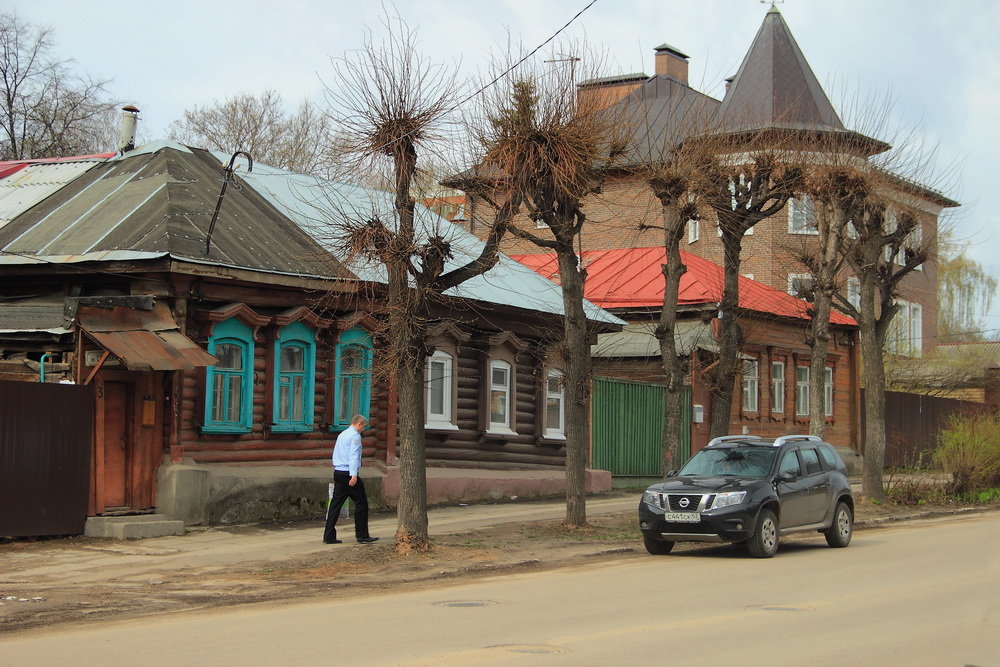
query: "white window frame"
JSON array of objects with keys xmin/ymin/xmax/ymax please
[
  {"xmin": 741, "ymin": 359, "xmax": 759, "ymax": 412},
  {"xmin": 824, "ymin": 367, "xmax": 834, "ymax": 417},
  {"xmin": 796, "ymin": 366, "xmax": 810, "ymax": 416},
  {"xmin": 487, "ymin": 359, "xmax": 516, "ymax": 435},
  {"xmin": 788, "ymin": 196, "xmax": 818, "ymax": 234},
  {"xmin": 544, "ymin": 369, "xmax": 565, "ymax": 439},
  {"xmin": 425, "ymin": 350, "xmax": 458, "ymax": 430},
  {"xmin": 909, "ymin": 302, "xmax": 923, "ymax": 357},
  {"xmin": 687, "ymin": 218, "xmax": 699, "ymax": 243},
  {"xmin": 847, "ymin": 277, "xmax": 861, "ymax": 311},
  {"xmin": 771, "ymin": 361, "xmax": 785, "ymax": 414}
]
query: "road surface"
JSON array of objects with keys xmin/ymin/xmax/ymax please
[{"xmin": 2, "ymin": 512, "xmax": 997, "ymax": 666}]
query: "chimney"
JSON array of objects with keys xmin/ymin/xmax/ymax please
[
  {"xmin": 118, "ymin": 105, "xmax": 140, "ymax": 153},
  {"xmin": 724, "ymin": 76, "xmax": 735, "ymax": 94},
  {"xmin": 654, "ymin": 43, "xmax": 689, "ymax": 85}
]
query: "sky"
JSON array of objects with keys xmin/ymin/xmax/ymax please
[{"xmin": 8, "ymin": 0, "xmax": 1000, "ymax": 334}]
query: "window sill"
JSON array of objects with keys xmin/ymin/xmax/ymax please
[
  {"xmin": 542, "ymin": 432, "xmax": 565, "ymax": 441},
  {"xmin": 200, "ymin": 425, "xmax": 252, "ymax": 435},
  {"xmin": 486, "ymin": 426, "xmax": 517, "ymax": 437},
  {"xmin": 425, "ymin": 421, "xmax": 459, "ymax": 431},
  {"xmin": 270, "ymin": 424, "xmax": 315, "ymax": 434},
  {"xmin": 788, "ymin": 229, "xmax": 819, "ymax": 235}
]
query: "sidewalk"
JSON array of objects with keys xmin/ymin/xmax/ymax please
[{"xmin": 1, "ymin": 495, "xmax": 639, "ymax": 587}]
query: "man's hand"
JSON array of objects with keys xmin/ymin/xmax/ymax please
[{"xmin": 349, "ymin": 475, "xmax": 358, "ymax": 486}]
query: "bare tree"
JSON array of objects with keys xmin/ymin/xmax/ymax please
[
  {"xmin": 696, "ymin": 147, "xmax": 799, "ymax": 439},
  {"xmin": 169, "ymin": 90, "xmax": 339, "ymax": 176},
  {"xmin": 835, "ymin": 192, "xmax": 928, "ymax": 502},
  {"xmin": 325, "ymin": 21, "xmax": 513, "ymax": 553},
  {"xmin": 0, "ymin": 12, "xmax": 117, "ymax": 159},
  {"xmin": 790, "ymin": 166, "xmax": 866, "ymax": 438},
  {"xmin": 937, "ymin": 242, "xmax": 998, "ymax": 343},
  {"xmin": 470, "ymin": 56, "xmax": 626, "ymax": 526}
]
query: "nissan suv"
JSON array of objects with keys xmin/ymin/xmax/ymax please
[{"xmin": 638, "ymin": 435, "xmax": 854, "ymax": 558}]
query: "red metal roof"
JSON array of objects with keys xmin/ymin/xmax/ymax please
[
  {"xmin": 511, "ymin": 246, "xmax": 855, "ymax": 325},
  {"xmin": 0, "ymin": 153, "xmax": 115, "ymax": 180}
]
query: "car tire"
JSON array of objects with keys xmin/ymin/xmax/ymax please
[
  {"xmin": 824, "ymin": 501, "xmax": 853, "ymax": 548},
  {"xmin": 747, "ymin": 508, "xmax": 779, "ymax": 558},
  {"xmin": 643, "ymin": 534, "xmax": 675, "ymax": 555}
]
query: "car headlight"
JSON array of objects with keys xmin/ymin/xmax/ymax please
[
  {"xmin": 642, "ymin": 490, "xmax": 663, "ymax": 509},
  {"xmin": 710, "ymin": 491, "xmax": 747, "ymax": 509}
]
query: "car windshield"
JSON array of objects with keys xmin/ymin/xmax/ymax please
[{"xmin": 678, "ymin": 447, "xmax": 776, "ymax": 477}]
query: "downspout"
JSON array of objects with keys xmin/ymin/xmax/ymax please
[{"xmin": 39, "ymin": 353, "xmax": 53, "ymax": 383}]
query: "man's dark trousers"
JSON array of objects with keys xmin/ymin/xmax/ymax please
[{"xmin": 323, "ymin": 470, "xmax": 371, "ymax": 542}]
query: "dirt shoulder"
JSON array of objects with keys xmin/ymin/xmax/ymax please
[{"xmin": 1, "ymin": 497, "xmax": 994, "ymax": 636}]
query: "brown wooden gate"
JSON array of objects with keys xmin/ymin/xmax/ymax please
[{"xmin": 0, "ymin": 380, "xmax": 94, "ymax": 536}]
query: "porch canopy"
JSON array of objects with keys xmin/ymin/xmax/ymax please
[{"xmin": 78, "ymin": 302, "xmax": 216, "ymax": 371}]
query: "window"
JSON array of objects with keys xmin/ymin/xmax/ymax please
[
  {"xmin": 800, "ymin": 448, "xmax": 822, "ymax": 475},
  {"xmin": 687, "ymin": 219, "xmax": 699, "ymax": 243},
  {"xmin": 788, "ymin": 196, "xmax": 818, "ymax": 234},
  {"xmin": 888, "ymin": 300, "xmax": 923, "ymax": 358},
  {"xmin": 909, "ymin": 302, "xmax": 923, "ymax": 357},
  {"xmin": 795, "ymin": 366, "xmax": 810, "ymax": 416},
  {"xmin": 204, "ymin": 318, "xmax": 254, "ymax": 433},
  {"xmin": 824, "ymin": 366, "xmax": 834, "ymax": 417},
  {"xmin": 488, "ymin": 360, "xmax": 515, "ymax": 434},
  {"xmin": 846, "ymin": 277, "xmax": 861, "ymax": 311},
  {"xmin": 271, "ymin": 322, "xmax": 316, "ymax": 432},
  {"xmin": 771, "ymin": 361, "xmax": 785, "ymax": 414},
  {"xmin": 788, "ymin": 274, "xmax": 813, "ymax": 299},
  {"xmin": 334, "ymin": 328, "xmax": 372, "ymax": 429},
  {"xmin": 544, "ymin": 369, "xmax": 565, "ymax": 439},
  {"xmin": 425, "ymin": 350, "xmax": 457, "ymax": 429},
  {"xmin": 741, "ymin": 359, "xmax": 759, "ymax": 412},
  {"xmin": 778, "ymin": 451, "xmax": 801, "ymax": 478}
]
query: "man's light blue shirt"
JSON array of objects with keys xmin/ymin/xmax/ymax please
[{"xmin": 332, "ymin": 425, "xmax": 363, "ymax": 477}]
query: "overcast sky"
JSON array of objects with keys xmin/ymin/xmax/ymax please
[{"xmin": 10, "ymin": 0, "xmax": 1000, "ymax": 333}]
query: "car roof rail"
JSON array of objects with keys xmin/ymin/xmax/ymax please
[
  {"xmin": 772, "ymin": 435, "xmax": 823, "ymax": 448},
  {"xmin": 707, "ymin": 435, "xmax": 765, "ymax": 447}
]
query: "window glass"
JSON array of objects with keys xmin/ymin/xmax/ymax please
[
  {"xmin": 778, "ymin": 451, "xmax": 801, "ymax": 478},
  {"xmin": 429, "ymin": 359, "xmax": 446, "ymax": 415},
  {"xmin": 741, "ymin": 359, "xmax": 759, "ymax": 412},
  {"xmin": 796, "ymin": 366, "xmax": 809, "ymax": 416},
  {"xmin": 272, "ymin": 321, "xmax": 316, "ymax": 432},
  {"xmin": 771, "ymin": 361, "xmax": 785, "ymax": 414},
  {"xmin": 800, "ymin": 448, "xmax": 822, "ymax": 475},
  {"xmin": 425, "ymin": 349, "xmax": 456, "ymax": 428},
  {"xmin": 818, "ymin": 445, "xmax": 840, "ymax": 470},
  {"xmin": 824, "ymin": 367, "xmax": 834, "ymax": 417},
  {"xmin": 545, "ymin": 369, "xmax": 565, "ymax": 438},
  {"xmin": 334, "ymin": 329, "xmax": 372, "ymax": 429},
  {"xmin": 489, "ymin": 361, "xmax": 510, "ymax": 428},
  {"xmin": 789, "ymin": 196, "xmax": 818, "ymax": 234},
  {"xmin": 204, "ymin": 318, "xmax": 254, "ymax": 433}
]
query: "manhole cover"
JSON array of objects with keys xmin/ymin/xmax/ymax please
[
  {"xmin": 487, "ymin": 644, "xmax": 566, "ymax": 655},
  {"xmin": 432, "ymin": 600, "xmax": 500, "ymax": 608}
]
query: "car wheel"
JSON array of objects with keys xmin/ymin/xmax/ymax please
[
  {"xmin": 824, "ymin": 501, "xmax": 853, "ymax": 548},
  {"xmin": 747, "ymin": 508, "xmax": 779, "ymax": 558},
  {"xmin": 643, "ymin": 534, "xmax": 675, "ymax": 555}
]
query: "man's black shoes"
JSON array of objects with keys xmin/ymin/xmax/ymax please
[
  {"xmin": 324, "ymin": 539, "xmax": 343, "ymax": 544},
  {"xmin": 357, "ymin": 537, "xmax": 379, "ymax": 544}
]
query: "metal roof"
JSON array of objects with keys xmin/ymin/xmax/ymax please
[
  {"xmin": 513, "ymin": 246, "xmax": 856, "ymax": 326},
  {"xmin": 0, "ymin": 160, "xmax": 106, "ymax": 232}
]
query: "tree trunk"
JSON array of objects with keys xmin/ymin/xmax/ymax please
[
  {"xmin": 709, "ymin": 235, "xmax": 744, "ymax": 439},
  {"xmin": 394, "ymin": 346, "xmax": 430, "ymax": 551},
  {"xmin": 857, "ymin": 270, "xmax": 888, "ymax": 503},
  {"xmin": 807, "ymin": 291, "xmax": 832, "ymax": 438},
  {"xmin": 557, "ymin": 249, "xmax": 591, "ymax": 527},
  {"xmin": 656, "ymin": 205, "xmax": 688, "ymax": 474}
]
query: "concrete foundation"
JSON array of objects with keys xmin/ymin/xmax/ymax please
[{"xmin": 156, "ymin": 460, "xmax": 613, "ymax": 526}]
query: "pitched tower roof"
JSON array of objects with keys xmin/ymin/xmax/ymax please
[{"xmin": 718, "ymin": 7, "xmax": 844, "ymax": 134}]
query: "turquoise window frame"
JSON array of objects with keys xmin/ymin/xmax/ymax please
[
  {"xmin": 203, "ymin": 318, "xmax": 254, "ymax": 434},
  {"xmin": 333, "ymin": 328, "xmax": 373, "ymax": 429},
  {"xmin": 272, "ymin": 321, "xmax": 316, "ymax": 433}
]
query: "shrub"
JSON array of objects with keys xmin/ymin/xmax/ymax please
[{"xmin": 933, "ymin": 412, "xmax": 1000, "ymax": 496}]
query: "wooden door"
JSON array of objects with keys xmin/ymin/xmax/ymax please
[{"xmin": 102, "ymin": 381, "xmax": 131, "ymax": 508}]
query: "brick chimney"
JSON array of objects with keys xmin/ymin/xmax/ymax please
[{"xmin": 654, "ymin": 43, "xmax": 689, "ymax": 85}]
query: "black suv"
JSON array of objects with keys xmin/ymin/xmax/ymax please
[{"xmin": 638, "ymin": 435, "xmax": 854, "ymax": 558}]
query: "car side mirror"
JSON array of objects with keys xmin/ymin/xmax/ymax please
[
  {"xmin": 779, "ymin": 471, "xmax": 797, "ymax": 483},
  {"xmin": 665, "ymin": 470, "xmax": 677, "ymax": 478}
]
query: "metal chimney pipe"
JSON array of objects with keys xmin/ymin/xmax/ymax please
[{"xmin": 118, "ymin": 105, "xmax": 140, "ymax": 153}]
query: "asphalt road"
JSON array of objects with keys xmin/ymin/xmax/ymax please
[{"xmin": 3, "ymin": 512, "xmax": 998, "ymax": 666}]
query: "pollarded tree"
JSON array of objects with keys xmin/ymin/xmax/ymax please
[
  {"xmin": 696, "ymin": 149, "xmax": 800, "ymax": 439},
  {"xmin": 325, "ymin": 21, "xmax": 514, "ymax": 553},
  {"xmin": 835, "ymin": 193, "xmax": 928, "ymax": 502},
  {"xmin": 470, "ymin": 59, "xmax": 627, "ymax": 527}
]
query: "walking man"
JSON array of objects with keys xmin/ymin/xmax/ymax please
[{"xmin": 323, "ymin": 414, "xmax": 378, "ymax": 544}]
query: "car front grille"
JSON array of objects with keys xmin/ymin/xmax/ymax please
[{"xmin": 668, "ymin": 493, "xmax": 712, "ymax": 512}]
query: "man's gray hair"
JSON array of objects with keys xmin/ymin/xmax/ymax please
[{"xmin": 351, "ymin": 414, "xmax": 368, "ymax": 426}]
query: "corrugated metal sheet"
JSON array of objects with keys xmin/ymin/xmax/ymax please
[
  {"xmin": 593, "ymin": 321, "xmax": 718, "ymax": 358},
  {"xmin": 0, "ymin": 296, "xmax": 70, "ymax": 333},
  {"xmin": 0, "ymin": 380, "xmax": 93, "ymax": 536},
  {"xmin": 78, "ymin": 302, "xmax": 217, "ymax": 371},
  {"xmin": 0, "ymin": 160, "xmax": 104, "ymax": 231}
]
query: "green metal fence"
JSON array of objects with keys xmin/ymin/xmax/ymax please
[{"xmin": 591, "ymin": 377, "xmax": 691, "ymax": 476}]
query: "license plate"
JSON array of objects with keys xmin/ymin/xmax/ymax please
[{"xmin": 663, "ymin": 512, "xmax": 701, "ymax": 523}]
